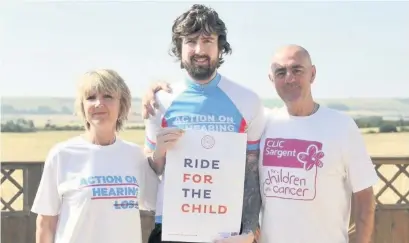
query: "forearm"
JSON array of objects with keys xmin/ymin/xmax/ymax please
[
  {"xmin": 241, "ymin": 151, "xmax": 262, "ymax": 235},
  {"xmin": 36, "ymin": 216, "xmax": 57, "ymax": 243},
  {"xmin": 355, "ymin": 206, "xmax": 375, "ymax": 243},
  {"xmin": 354, "ymin": 193, "xmax": 376, "ymax": 243},
  {"xmin": 147, "ymin": 152, "xmax": 166, "ymax": 175},
  {"xmin": 36, "ymin": 228, "xmax": 55, "ymax": 243}
]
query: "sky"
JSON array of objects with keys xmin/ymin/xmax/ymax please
[{"xmin": 1, "ymin": 1, "xmax": 408, "ymax": 99}]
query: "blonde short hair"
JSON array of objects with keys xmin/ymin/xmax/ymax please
[{"xmin": 74, "ymin": 69, "xmax": 132, "ymax": 131}]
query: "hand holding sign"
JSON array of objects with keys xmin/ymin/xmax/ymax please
[{"xmin": 155, "ymin": 127, "xmax": 185, "ymax": 158}]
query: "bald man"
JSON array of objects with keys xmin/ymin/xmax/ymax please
[
  {"xmin": 142, "ymin": 45, "xmax": 378, "ymax": 243},
  {"xmin": 259, "ymin": 44, "xmax": 377, "ymax": 243}
]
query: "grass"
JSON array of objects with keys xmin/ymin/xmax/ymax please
[
  {"xmin": 1, "ymin": 130, "xmax": 146, "ymax": 162},
  {"xmin": 1, "ymin": 130, "xmax": 408, "ymax": 211}
]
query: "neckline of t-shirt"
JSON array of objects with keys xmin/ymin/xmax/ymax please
[
  {"xmin": 287, "ymin": 105, "xmax": 323, "ymax": 120},
  {"xmin": 184, "ymin": 72, "xmax": 221, "ymax": 91},
  {"xmin": 77, "ymin": 134, "xmax": 121, "ymax": 149}
]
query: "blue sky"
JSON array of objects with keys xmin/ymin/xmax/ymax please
[{"xmin": 1, "ymin": 1, "xmax": 408, "ymax": 99}]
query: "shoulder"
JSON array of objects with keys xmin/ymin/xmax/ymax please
[
  {"xmin": 217, "ymin": 75, "xmax": 263, "ymax": 121},
  {"xmin": 318, "ymin": 106, "xmax": 357, "ymax": 130},
  {"xmin": 44, "ymin": 136, "xmax": 88, "ymax": 164},
  {"xmin": 263, "ymin": 106, "xmax": 291, "ymax": 123},
  {"xmin": 218, "ymin": 76, "xmax": 261, "ymax": 104}
]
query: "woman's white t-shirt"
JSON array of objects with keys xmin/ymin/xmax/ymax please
[{"xmin": 31, "ymin": 136, "xmax": 159, "ymax": 243}]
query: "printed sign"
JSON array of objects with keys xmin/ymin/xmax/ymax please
[{"xmin": 162, "ymin": 130, "xmax": 247, "ymax": 242}]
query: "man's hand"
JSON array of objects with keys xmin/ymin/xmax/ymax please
[
  {"xmin": 147, "ymin": 127, "xmax": 184, "ymax": 175},
  {"xmin": 154, "ymin": 127, "xmax": 184, "ymax": 158},
  {"xmin": 142, "ymin": 81, "xmax": 172, "ymax": 119},
  {"xmin": 213, "ymin": 232, "xmax": 254, "ymax": 243}
]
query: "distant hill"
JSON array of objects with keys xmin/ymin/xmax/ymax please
[
  {"xmin": 263, "ymin": 98, "xmax": 409, "ymax": 118},
  {"xmin": 1, "ymin": 96, "xmax": 409, "ymax": 123},
  {"xmin": 1, "ymin": 97, "xmax": 142, "ymax": 116}
]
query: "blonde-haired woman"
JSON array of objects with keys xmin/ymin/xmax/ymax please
[{"xmin": 31, "ymin": 69, "xmax": 159, "ymax": 243}]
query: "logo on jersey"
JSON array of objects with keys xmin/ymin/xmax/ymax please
[
  {"xmin": 261, "ymin": 138, "xmax": 325, "ymax": 201},
  {"xmin": 201, "ymin": 135, "xmax": 215, "ymax": 149}
]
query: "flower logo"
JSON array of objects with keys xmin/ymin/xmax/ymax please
[{"xmin": 297, "ymin": 144, "xmax": 325, "ymax": 171}]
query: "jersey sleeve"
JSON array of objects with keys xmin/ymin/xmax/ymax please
[
  {"xmin": 343, "ymin": 118, "xmax": 379, "ymax": 193},
  {"xmin": 137, "ymin": 151, "xmax": 159, "ymax": 211},
  {"xmin": 31, "ymin": 147, "xmax": 61, "ymax": 216},
  {"xmin": 144, "ymin": 107, "xmax": 163, "ymax": 153},
  {"xmin": 246, "ymin": 97, "xmax": 267, "ymax": 152}
]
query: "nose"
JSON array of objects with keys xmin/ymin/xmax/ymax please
[
  {"xmin": 194, "ymin": 42, "xmax": 205, "ymax": 55},
  {"xmin": 284, "ymin": 72, "xmax": 296, "ymax": 84},
  {"xmin": 94, "ymin": 97, "xmax": 104, "ymax": 107}
]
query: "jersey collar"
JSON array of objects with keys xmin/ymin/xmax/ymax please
[{"xmin": 184, "ymin": 72, "xmax": 221, "ymax": 91}]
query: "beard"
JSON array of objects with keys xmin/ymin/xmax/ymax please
[{"xmin": 183, "ymin": 55, "xmax": 218, "ymax": 80}]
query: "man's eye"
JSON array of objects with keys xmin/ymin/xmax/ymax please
[{"xmin": 276, "ymin": 72, "xmax": 285, "ymax": 77}]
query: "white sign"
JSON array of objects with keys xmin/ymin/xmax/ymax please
[{"xmin": 162, "ymin": 130, "xmax": 247, "ymax": 242}]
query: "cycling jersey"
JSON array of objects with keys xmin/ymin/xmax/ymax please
[{"xmin": 144, "ymin": 72, "xmax": 266, "ymax": 223}]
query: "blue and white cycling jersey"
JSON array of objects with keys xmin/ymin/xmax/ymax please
[{"xmin": 144, "ymin": 72, "xmax": 266, "ymax": 224}]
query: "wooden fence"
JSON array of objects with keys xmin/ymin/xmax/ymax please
[{"xmin": 1, "ymin": 157, "xmax": 408, "ymax": 243}]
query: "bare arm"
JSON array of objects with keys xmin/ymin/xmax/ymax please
[
  {"xmin": 147, "ymin": 152, "xmax": 166, "ymax": 176},
  {"xmin": 353, "ymin": 187, "xmax": 376, "ymax": 243},
  {"xmin": 36, "ymin": 215, "xmax": 58, "ymax": 243},
  {"xmin": 241, "ymin": 151, "xmax": 262, "ymax": 236}
]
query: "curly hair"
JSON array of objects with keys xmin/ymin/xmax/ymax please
[{"xmin": 170, "ymin": 4, "xmax": 232, "ymax": 68}]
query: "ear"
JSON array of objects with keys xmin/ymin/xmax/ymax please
[
  {"xmin": 268, "ymin": 74, "xmax": 274, "ymax": 82},
  {"xmin": 310, "ymin": 65, "xmax": 316, "ymax": 84}
]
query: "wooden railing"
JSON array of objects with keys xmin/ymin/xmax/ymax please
[
  {"xmin": 2, "ymin": 157, "xmax": 409, "ymax": 243},
  {"xmin": 373, "ymin": 156, "xmax": 409, "ymax": 209}
]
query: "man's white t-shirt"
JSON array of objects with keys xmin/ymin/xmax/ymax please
[
  {"xmin": 31, "ymin": 136, "xmax": 159, "ymax": 243},
  {"xmin": 259, "ymin": 106, "xmax": 378, "ymax": 243}
]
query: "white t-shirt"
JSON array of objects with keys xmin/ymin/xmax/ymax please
[
  {"xmin": 259, "ymin": 106, "xmax": 378, "ymax": 243},
  {"xmin": 31, "ymin": 136, "xmax": 159, "ymax": 243}
]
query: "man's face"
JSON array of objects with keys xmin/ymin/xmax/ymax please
[
  {"xmin": 269, "ymin": 49, "xmax": 316, "ymax": 103},
  {"xmin": 181, "ymin": 32, "xmax": 219, "ymax": 81}
]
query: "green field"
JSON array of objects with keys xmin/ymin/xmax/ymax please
[{"xmin": 1, "ymin": 130, "xmax": 408, "ymax": 211}]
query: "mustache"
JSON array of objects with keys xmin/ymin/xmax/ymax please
[
  {"xmin": 285, "ymin": 82, "xmax": 300, "ymax": 87},
  {"xmin": 191, "ymin": 55, "xmax": 210, "ymax": 62}
]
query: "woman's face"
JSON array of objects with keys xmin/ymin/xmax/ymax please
[{"xmin": 83, "ymin": 91, "xmax": 120, "ymax": 131}]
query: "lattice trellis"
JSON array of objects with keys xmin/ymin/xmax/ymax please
[
  {"xmin": 374, "ymin": 162, "xmax": 409, "ymax": 205},
  {"xmin": 1, "ymin": 168, "xmax": 24, "ymax": 211}
]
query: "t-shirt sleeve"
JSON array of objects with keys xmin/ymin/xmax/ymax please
[
  {"xmin": 31, "ymin": 147, "xmax": 61, "ymax": 216},
  {"xmin": 343, "ymin": 118, "xmax": 379, "ymax": 193},
  {"xmin": 246, "ymin": 97, "xmax": 267, "ymax": 151},
  {"xmin": 137, "ymin": 151, "xmax": 159, "ymax": 211}
]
